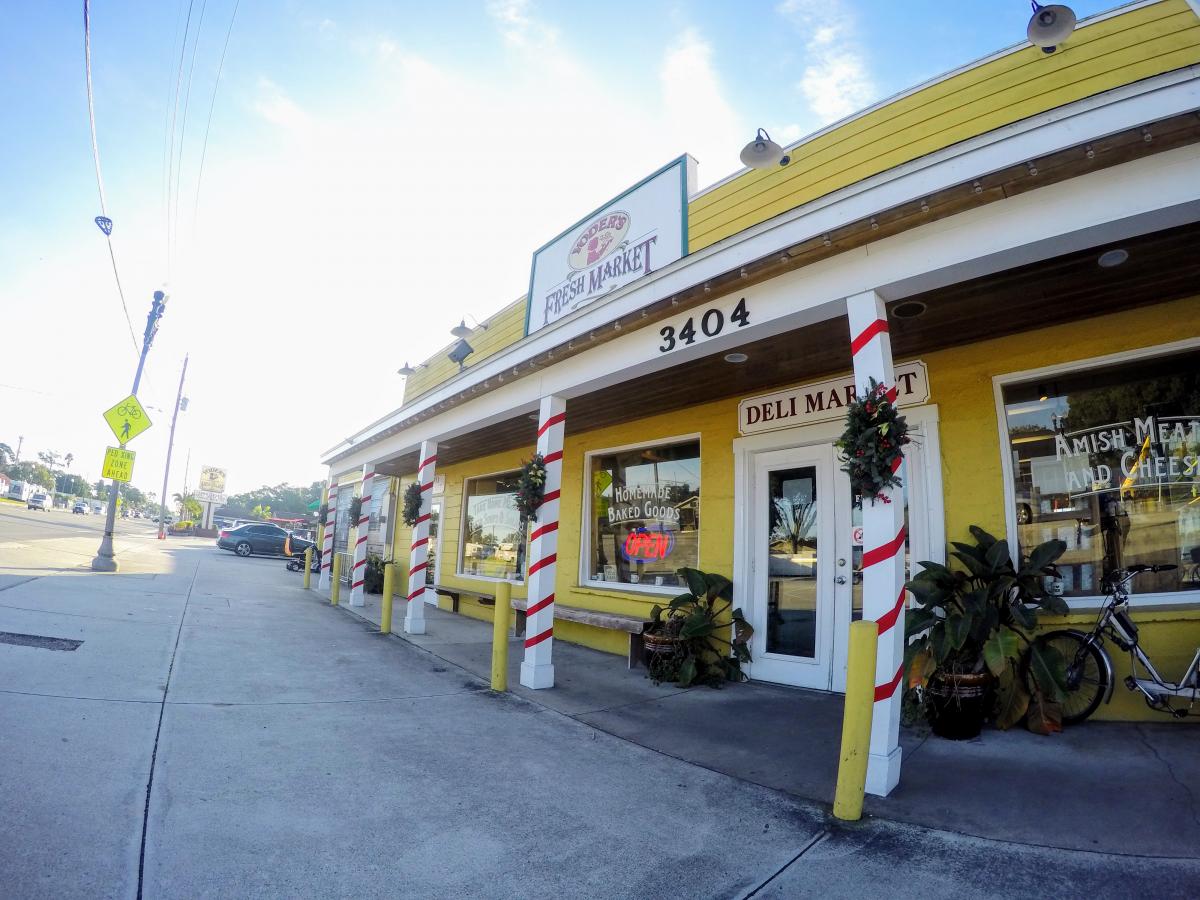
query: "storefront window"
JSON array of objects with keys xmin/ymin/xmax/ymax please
[
  {"xmin": 426, "ymin": 502, "xmax": 440, "ymax": 585},
  {"xmin": 588, "ymin": 439, "xmax": 700, "ymax": 589},
  {"xmin": 1001, "ymin": 349, "xmax": 1200, "ymax": 597},
  {"xmin": 460, "ymin": 473, "xmax": 526, "ymax": 581}
]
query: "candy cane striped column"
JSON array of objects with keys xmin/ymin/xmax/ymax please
[
  {"xmin": 847, "ymin": 290, "xmax": 907, "ymax": 798},
  {"xmin": 318, "ymin": 479, "xmax": 338, "ymax": 592},
  {"xmin": 404, "ymin": 441, "xmax": 438, "ymax": 635},
  {"xmin": 520, "ymin": 395, "xmax": 565, "ymax": 690},
  {"xmin": 349, "ymin": 463, "xmax": 375, "ymax": 607}
]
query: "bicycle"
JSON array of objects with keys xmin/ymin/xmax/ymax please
[{"xmin": 1035, "ymin": 564, "xmax": 1198, "ymax": 723}]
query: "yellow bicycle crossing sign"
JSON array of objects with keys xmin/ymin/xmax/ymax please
[{"xmin": 102, "ymin": 394, "xmax": 152, "ymax": 445}]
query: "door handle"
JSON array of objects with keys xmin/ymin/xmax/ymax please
[{"xmin": 834, "ymin": 575, "xmax": 847, "ymax": 585}]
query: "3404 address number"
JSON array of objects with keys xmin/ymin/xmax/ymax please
[{"xmin": 659, "ymin": 298, "xmax": 750, "ymax": 353}]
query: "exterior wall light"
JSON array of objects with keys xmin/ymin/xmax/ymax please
[
  {"xmin": 740, "ymin": 128, "xmax": 791, "ymax": 169},
  {"xmin": 1027, "ymin": 3, "xmax": 1076, "ymax": 54}
]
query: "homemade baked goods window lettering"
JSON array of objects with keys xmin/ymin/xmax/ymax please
[
  {"xmin": 1002, "ymin": 349, "xmax": 1200, "ymax": 597},
  {"xmin": 590, "ymin": 441, "xmax": 700, "ymax": 588}
]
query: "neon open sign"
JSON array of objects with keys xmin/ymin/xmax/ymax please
[{"xmin": 621, "ymin": 528, "xmax": 675, "ymax": 562}]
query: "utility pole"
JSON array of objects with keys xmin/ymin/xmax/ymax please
[
  {"xmin": 157, "ymin": 356, "xmax": 189, "ymax": 539},
  {"xmin": 91, "ymin": 291, "xmax": 167, "ymax": 572}
]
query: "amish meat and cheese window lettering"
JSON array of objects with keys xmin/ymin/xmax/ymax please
[{"xmin": 1002, "ymin": 349, "xmax": 1200, "ymax": 598}]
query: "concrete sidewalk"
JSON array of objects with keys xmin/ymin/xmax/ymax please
[
  {"xmin": 332, "ymin": 586, "xmax": 1200, "ymax": 859},
  {"xmin": 1, "ymin": 543, "xmax": 1196, "ymax": 899}
]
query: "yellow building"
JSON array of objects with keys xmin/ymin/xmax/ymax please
[{"xmin": 322, "ymin": 0, "xmax": 1200, "ymax": 769}]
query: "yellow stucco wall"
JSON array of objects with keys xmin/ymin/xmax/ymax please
[
  {"xmin": 387, "ymin": 294, "xmax": 1199, "ymax": 721},
  {"xmin": 923, "ymin": 293, "xmax": 1200, "ymax": 721}
]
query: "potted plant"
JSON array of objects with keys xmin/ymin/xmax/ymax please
[
  {"xmin": 904, "ymin": 526, "xmax": 1070, "ymax": 739},
  {"xmin": 644, "ymin": 567, "xmax": 754, "ymax": 688}
]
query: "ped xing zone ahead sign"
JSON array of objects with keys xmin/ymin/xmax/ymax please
[
  {"xmin": 526, "ymin": 155, "xmax": 694, "ymax": 336},
  {"xmin": 101, "ymin": 446, "xmax": 136, "ymax": 483}
]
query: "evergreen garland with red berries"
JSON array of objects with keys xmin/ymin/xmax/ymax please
[
  {"xmin": 836, "ymin": 377, "xmax": 911, "ymax": 505},
  {"xmin": 401, "ymin": 482, "xmax": 423, "ymax": 526},
  {"xmin": 515, "ymin": 453, "xmax": 548, "ymax": 522}
]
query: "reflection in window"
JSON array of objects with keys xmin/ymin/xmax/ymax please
[
  {"xmin": 1002, "ymin": 350, "xmax": 1200, "ymax": 596},
  {"xmin": 426, "ymin": 502, "xmax": 440, "ymax": 585},
  {"xmin": 589, "ymin": 440, "xmax": 700, "ymax": 588},
  {"xmin": 460, "ymin": 474, "xmax": 526, "ymax": 581},
  {"xmin": 767, "ymin": 467, "xmax": 818, "ymax": 658}
]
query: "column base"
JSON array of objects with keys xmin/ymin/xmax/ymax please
[
  {"xmin": 865, "ymin": 746, "xmax": 902, "ymax": 797},
  {"xmin": 519, "ymin": 661, "xmax": 554, "ymax": 690},
  {"xmin": 403, "ymin": 610, "xmax": 426, "ymax": 635},
  {"xmin": 90, "ymin": 554, "xmax": 118, "ymax": 572},
  {"xmin": 349, "ymin": 593, "xmax": 365, "ymax": 608}
]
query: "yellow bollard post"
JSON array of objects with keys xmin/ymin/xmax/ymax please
[
  {"xmin": 491, "ymin": 581, "xmax": 512, "ymax": 691},
  {"xmin": 381, "ymin": 563, "xmax": 396, "ymax": 634},
  {"xmin": 331, "ymin": 555, "xmax": 341, "ymax": 606},
  {"xmin": 303, "ymin": 548, "xmax": 313, "ymax": 590},
  {"xmin": 833, "ymin": 619, "xmax": 879, "ymax": 821}
]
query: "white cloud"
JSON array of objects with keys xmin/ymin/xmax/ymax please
[
  {"xmin": 777, "ymin": 0, "xmax": 877, "ymax": 125},
  {"xmin": 660, "ymin": 29, "xmax": 746, "ymax": 176},
  {"xmin": 486, "ymin": 0, "xmax": 557, "ymax": 47}
]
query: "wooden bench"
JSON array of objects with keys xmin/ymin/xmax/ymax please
[
  {"xmin": 430, "ymin": 585, "xmax": 495, "ymax": 613},
  {"xmin": 510, "ymin": 597, "xmax": 649, "ymax": 669}
]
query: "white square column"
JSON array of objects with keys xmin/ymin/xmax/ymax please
[
  {"xmin": 520, "ymin": 396, "xmax": 566, "ymax": 690},
  {"xmin": 847, "ymin": 290, "xmax": 907, "ymax": 798},
  {"xmin": 318, "ymin": 479, "xmax": 338, "ymax": 592},
  {"xmin": 404, "ymin": 441, "xmax": 438, "ymax": 635},
  {"xmin": 348, "ymin": 464, "xmax": 375, "ymax": 607}
]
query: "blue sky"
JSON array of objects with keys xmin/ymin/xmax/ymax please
[{"xmin": 0, "ymin": 0, "xmax": 1118, "ymax": 496}]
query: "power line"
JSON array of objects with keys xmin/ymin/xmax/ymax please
[
  {"xmin": 165, "ymin": 0, "xmax": 197, "ymax": 281},
  {"xmin": 82, "ymin": 0, "xmax": 139, "ymax": 357},
  {"xmin": 171, "ymin": 0, "xmax": 208, "ymax": 275},
  {"xmin": 192, "ymin": 0, "xmax": 240, "ymax": 235}
]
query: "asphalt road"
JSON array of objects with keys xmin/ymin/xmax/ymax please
[{"xmin": 1, "ymin": 517, "xmax": 1196, "ymax": 899}]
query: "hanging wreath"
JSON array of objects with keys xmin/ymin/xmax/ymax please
[
  {"xmin": 515, "ymin": 453, "xmax": 548, "ymax": 522},
  {"xmin": 349, "ymin": 496, "xmax": 364, "ymax": 524},
  {"xmin": 402, "ymin": 482, "xmax": 423, "ymax": 527},
  {"xmin": 836, "ymin": 377, "xmax": 911, "ymax": 505}
]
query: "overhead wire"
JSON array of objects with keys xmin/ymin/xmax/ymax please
[
  {"xmin": 165, "ymin": 0, "xmax": 197, "ymax": 281},
  {"xmin": 170, "ymin": 0, "xmax": 208, "ymax": 276},
  {"xmin": 191, "ymin": 0, "xmax": 240, "ymax": 236},
  {"xmin": 83, "ymin": 0, "xmax": 139, "ymax": 357}
]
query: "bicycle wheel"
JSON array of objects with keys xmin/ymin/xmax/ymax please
[{"xmin": 1033, "ymin": 630, "xmax": 1108, "ymax": 725}]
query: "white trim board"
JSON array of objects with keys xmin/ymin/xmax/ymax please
[{"xmin": 326, "ymin": 141, "xmax": 1200, "ymax": 475}]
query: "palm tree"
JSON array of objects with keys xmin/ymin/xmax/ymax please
[
  {"xmin": 0, "ymin": 443, "xmax": 13, "ymax": 467},
  {"xmin": 65, "ymin": 453, "xmax": 74, "ymax": 470}
]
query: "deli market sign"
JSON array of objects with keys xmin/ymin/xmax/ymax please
[
  {"xmin": 526, "ymin": 155, "xmax": 692, "ymax": 336},
  {"xmin": 739, "ymin": 361, "xmax": 930, "ymax": 435}
]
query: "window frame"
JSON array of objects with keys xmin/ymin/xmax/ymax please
[
  {"xmin": 580, "ymin": 432, "xmax": 703, "ymax": 597},
  {"xmin": 457, "ymin": 467, "xmax": 528, "ymax": 584},
  {"xmin": 992, "ymin": 336, "xmax": 1200, "ymax": 610}
]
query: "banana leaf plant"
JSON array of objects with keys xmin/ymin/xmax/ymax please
[
  {"xmin": 904, "ymin": 526, "xmax": 1071, "ymax": 730},
  {"xmin": 647, "ymin": 567, "xmax": 754, "ymax": 688}
]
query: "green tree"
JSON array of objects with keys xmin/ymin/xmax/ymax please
[
  {"xmin": 173, "ymin": 491, "xmax": 202, "ymax": 520},
  {"xmin": 251, "ymin": 503, "xmax": 273, "ymax": 520},
  {"xmin": 56, "ymin": 473, "xmax": 92, "ymax": 498},
  {"xmin": 8, "ymin": 462, "xmax": 55, "ymax": 490},
  {"xmin": 37, "ymin": 450, "xmax": 63, "ymax": 472}
]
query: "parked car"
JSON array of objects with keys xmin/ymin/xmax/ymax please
[
  {"xmin": 27, "ymin": 493, "xmax": 51, "ymax": 511},
  {"xmin": 73, "ymin": 501, "xmax": 90, "ymax": 515},
  {"xmin": 216, "ymin": 523, "xmax": 313, "ymax": 558}
]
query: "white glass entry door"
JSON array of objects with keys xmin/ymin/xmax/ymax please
[{"xmin": 747, "ymin": 444, "xmax": 849, "ymax": 690}]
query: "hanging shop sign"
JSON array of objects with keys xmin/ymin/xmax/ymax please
[
  {"xmin": 526, "ymin": 155, "xmax": 693, "ymax": 336},
  {"xmin": 739, "ymin": 361, "xmax": 930, "ymax": 436}
]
